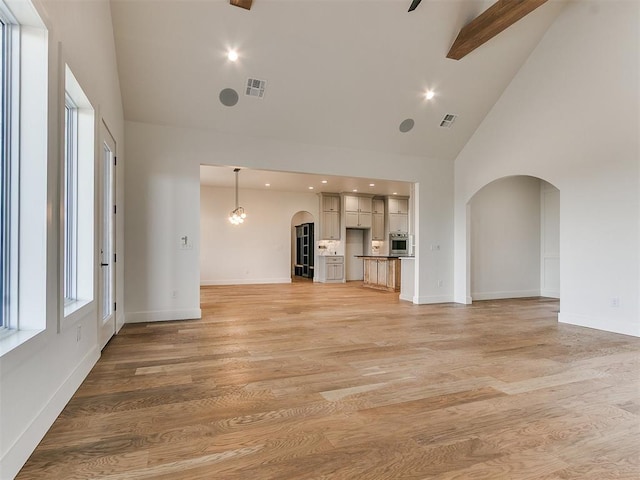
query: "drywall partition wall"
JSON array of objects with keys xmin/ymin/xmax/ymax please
[
  {"xmin": 201, "ymin": 185, "xmax": 318, "ymax": 285},
  {"xmin": 470, "ymin": 176, "xmax": 542, "ymax": 300},
  {"xmin": 541, "ymin": 181, "xmax": 560, "ymax": 298},
  {"xmin": 454, "ymin": 0, "xmax": 639, "ymax": 336},
  {"xmin": 124, "ymin": 120, "xmax": 454, "ymax": 323},
  {"xmin": 0, "ymin": 0, "xmax": 125, "ymax": 478}
]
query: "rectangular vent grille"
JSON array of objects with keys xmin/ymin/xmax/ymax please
[
  {"xmin": 440, "ymin": 113, "xmax": 457, "ymax": 128},
  {"xmin": 246, "ymin": 78, "xmax": 266, "ymax": 98}
]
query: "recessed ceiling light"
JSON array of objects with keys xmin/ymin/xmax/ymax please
[
  {"xmin": 425, "ymin": 90, "xmax": 435, "ymax": 100},
  {"xmin": 369, "ymin": 183, "xmax": 375, "ymax": 187},
  {"xmin": 352, "ymin": 189, "xmax": 358, "ymax": 192},
  {"xmin": 308, "ymin": 186, "xmax": 314, "ymax": 190},
  {"xmin": 321, "ymin": 180, "xmax": 328, "ymax": 184},
  {"xmin": 393, "ymin": 192, "xmax": 398, "ymax": 195},
  {"xmin": 265, "ymin": 183, "xmax": 270, "ymax": 187},
  {"xmin": 227, "ymin": 50, "xmax": 239, "ymax": 62}
]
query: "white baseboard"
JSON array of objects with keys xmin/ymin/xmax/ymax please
[
  {"xmin": 125, "ymin": 308, "xmax": 202, "ymax": 324},
  {"xmin": 201, "ymin": 278, "xmax": 292, "ymax": 286},
  {"xmin": 1, "ymin": 346, "xmax": 100, "ymax": 480},
  {"xmin": 559, "ymin": 312, "xmax": 640, "ymax": 338},
  {"xmin": 399, "ymin": 293, "xmax": 412, "ymax": 302},
  {"xmin": 540, "ymin": 290, "xmax": 560, "ymax": 299},
  {"xmin": 412, "ymin": 295, "xmax": 455, "ymax": 304},
  {"xmin": 471, "ymin": 290, "xmax": 540, "ymax": 301}
]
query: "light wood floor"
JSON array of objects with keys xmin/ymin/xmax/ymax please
[{"xmin": 17, "ymin": 282, "xmax": 640, "ymax": 479}]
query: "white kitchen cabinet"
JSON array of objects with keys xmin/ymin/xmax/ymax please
[
  {"xmin": 388, "ymin": 197, "xmax": 408, "ymax": 214},
  {"xmin": 345, "ymin": 195, "xmax": 372, "ymax": 213},
  {"xmin": 345, "ymin": 211, "xmax": 372, "ymax": 228},
  {"xmin": 323, "ymin": 194, "xmax": 340, "ymax": 213},
  {"xmin": 319, "ymin": 194, "xmax": 341, "ymax": 240},
  {"xmin": 318, "ymin": 255, "xmax": 344, "ymax": 283},
  {"xmin": 388, "ymin": 213, "xmax": 408, "ymax": 233},
  {"xmin": 344, "ymin": 195, "xmax": 372, "ymax": 228},
  {"xmin": 387, "ymin": 196, "xmax": 409, "ymax": 233},
  {"xmin": 322, "ymin": 211, "xmax": 340, "ymax": 240},
  {"xmin": 372, "ymin": 198, "xmax": 385, "ymax": 214},
  {"xmin": 372, "ymin": 213, "xmax": 385, "ymax": 240}
]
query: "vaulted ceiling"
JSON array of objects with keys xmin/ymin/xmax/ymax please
[{"xmin": 110, "ymin": 0, "xmax": 567, "ymax": 162}]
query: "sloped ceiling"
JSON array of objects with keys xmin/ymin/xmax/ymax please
[{"xmin": 110, "ymin": 0, "xmax": 566, "ymax": 161}]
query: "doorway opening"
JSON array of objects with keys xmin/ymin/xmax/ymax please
[
  {"xmin": 345, "ymin": 228, "xmax": 372, "ymax": 281},
  {"xmin": 468, "ymin": 175, "xmax": 559, "ymax": 302},
  {"xmin": 291, "ymin": 211, "xmax": 315, "ymax": 281}
]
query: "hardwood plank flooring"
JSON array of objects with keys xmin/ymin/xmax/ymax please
[{"xmin": 17, "ymin": 282, "xmax": 640, "ymax": 479}]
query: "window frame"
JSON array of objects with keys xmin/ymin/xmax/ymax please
[
  {"xmin": 63, "ymin": 93, "xmax": 79, "ymax": 304},
  {"xmin": 61, "ymin": 64, "xmax": 95, "ymax": 328},
  {"xmin": 0, "ymin": 6, "xmax": 18, "ymax": 334}
]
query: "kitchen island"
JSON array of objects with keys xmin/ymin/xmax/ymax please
[{"xmin": 357, "ymin": 256, "xmax": 402, "ymax": 292}]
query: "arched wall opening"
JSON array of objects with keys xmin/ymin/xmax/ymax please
[
  {"xmin": 291, "ymin": 211, "xmax": 315, "ymax": 280},
  {"xmin": 466, "ymin": 175, "xmax": 560, "ymax": 302}
]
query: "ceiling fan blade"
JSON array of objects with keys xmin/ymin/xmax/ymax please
[{"xmin": 408, "ymin": 0, "xmax": 422, "ymax": 12}]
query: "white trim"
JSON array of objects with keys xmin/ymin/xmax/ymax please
[
  {"xmin": 558, "ymin": 312, "xmax": 640, "ymax": 338},
  {"xmin": 125, "ymin": 309, "xmax": 202, "ymax": 324},
  {"xmin": 471, "ymin": 290, "xmax": 541, "ymax": 301},
  {"xmin": 0, "ymin": 346, "xmax": 99, "ymax": 480},
  {"xmin": 540, "ymin": 290, "xmax": 560, "ymax": 299},
  {"xmin": 399, "ymin": 293, "xmax": 412, "ymax": 302},
  {"xmin": 201, "ymin": 278, "xmax": 292, "ymax": 286},
  {"xmin": 412, "ymin": 295, "xmax": 454, "ymax": 304}
]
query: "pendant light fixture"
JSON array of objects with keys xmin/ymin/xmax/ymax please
[{"xmin": 229, "ymin": 168, "xmax": 247, "ymax": 225}]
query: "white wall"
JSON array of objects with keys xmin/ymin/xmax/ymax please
[
  {"xmin": 541, "ymin": 181, "xmax": 560, "ymax": 298},
  {"xmin": 470, "ymin": 176, "xmax": 542, "ymax": 300},
  {"xmin": 454, "ymin": 0, "xmax": 639, "ymax": 336},
  {"xmin": 125, "ymin": 120, "xmax": 454, "ymax": 322},
  {"xmin": 200, "ymin": 185, "xmax": 318, "ymax": 285},
  {"xmin": 0, "ymin": 0, "xmax": 124, "ymax": 478}
]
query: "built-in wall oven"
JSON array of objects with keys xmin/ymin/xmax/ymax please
[{"xmin": 389, "ymin": 232, "xmax": 409, "ymax": 256}]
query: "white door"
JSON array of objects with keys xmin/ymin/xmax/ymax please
[
  {"xmin": 99, "ymin": 123, "xmax": 116, "ymax": 349},
  {"xmin": 345, "ymin": 229, "xmax": 364, "ymax": 281}
]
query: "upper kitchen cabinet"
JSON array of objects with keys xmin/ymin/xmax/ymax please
[
  {"xmin": 372, "ymin": 198, "xmax": 385, "ymax": 214},
  {"xmin": 388, "ymin": 197, "xmax": 408, "ymax": 215},
  {"xmin": 344, "ymin": 194, "xmax": 373, "ymax": 228},
  {"xmin": 322, "ymin": 194, "xmax": 340, "ymax": 213},
  {"xmin": 387, "ymin": 196, "xmax": 409, "ymax": 233},
  {"xmin": 319, "ymin": 193, "xmax": 340, "ymax": 240}
]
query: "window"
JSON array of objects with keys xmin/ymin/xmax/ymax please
[
  {"xmin": 64, "ymin": 95, "xmax": 78, "ymax": 303},
  {"xmin": 0, "ymin": 9, "xmax": 16, "ymax": 332},
  {"xmin": 62, "ymin": 65, "xmax": 94, "ymax": 323},
  {"xmin": 0, "ymin": 0, "xmax": 48, "ymax": 353}
]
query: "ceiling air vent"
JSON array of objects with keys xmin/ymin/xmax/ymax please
[
  {"xmin": 439, "ymin": 113, "xmax": 458, "ymax": 128},
  {"xmin": 245, "ymin": 78, "xmax": 266, "ymax": 98}
]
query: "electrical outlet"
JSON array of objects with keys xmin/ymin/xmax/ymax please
[
  {"xmin": 172, "ymin": 290, "xmax": 179, "ymax": 299},
  {"xmin": 437, "ymin": 280, "xmax": 443, "ymax": 287},
  {"xmin": 611, "ymin": 297, "xmax": 620, "ymax": 308},
  {"xmin": 76, "ymin": 325, "xmax": 81, "ymax": 342}
]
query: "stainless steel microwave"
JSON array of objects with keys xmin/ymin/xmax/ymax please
[{"xmin": 389, "ymin": 232, "xmax": 409, "ymax": 256}]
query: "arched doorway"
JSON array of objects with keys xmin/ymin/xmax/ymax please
[
  {"xmin": 291, "ymin": 211, "xmax": 315, "ymax": 280},
  {"xmin": 467, "ymin": 175, "xmax": 559, "ymax": 302}
]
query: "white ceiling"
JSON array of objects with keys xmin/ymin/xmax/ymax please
[{"xmin": 110, "ymin": 0, "xmax": 567, "ymax": 190}]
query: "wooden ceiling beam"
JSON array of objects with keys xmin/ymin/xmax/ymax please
[
  {"xmin": 447, "ymin": 0, "xmax": 549, "ymax": 60},
  {"xmin": 230, "ymin": 0, "xmax": 252, "ymax": 10}
]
